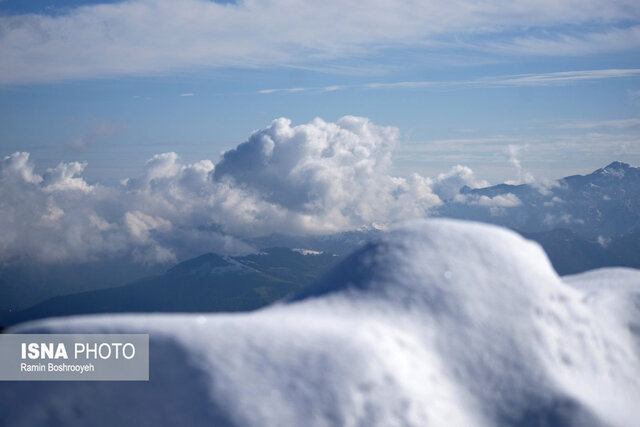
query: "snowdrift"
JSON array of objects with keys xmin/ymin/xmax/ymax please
[{"xmin": 1, "ymin": 219, "xmax": 639, "ymax": 427}]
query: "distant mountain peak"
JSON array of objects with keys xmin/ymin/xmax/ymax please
[
  {"xmin": 603, "ymin": 161, "xmax": 630, "ymax": 170},
  {"xmin": 436, "ymin": 160, "xmax": 640, "ymax": 239},
  {"xmin": 595, "ymin": 161, "xmax": 631, "ymax": 178},
  {"xmin": 166, "ymin": 252, "xmax": 234, "ymax": 276}
]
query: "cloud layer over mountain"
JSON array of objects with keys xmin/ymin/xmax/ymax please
[
  {"xmin": 3, "ymin": 220, "xmax": 639, "ymax": 426},
  {"xmin": 3, "ymin": 115, "xmax": 637, "ymax": 266},
  {"xmin": 0, "ymin": 116, "xmax": 490, "ymax": 264}
]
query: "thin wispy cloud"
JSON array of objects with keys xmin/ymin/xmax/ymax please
[
  {"xmin": 628, "ymin": 89, "xmax": 640, "ymax": 102},
  {"xmin": 365, "ymin": 81, "xmax": 444, "ymax": 89},
  {"xmin": 493, "ymin": 69, "xmax": 640, "ymax": 86},
  {"xmin": 557, "ymin": 118, "xmax": 640, "ymax": 129},
  {"xmin": 395, "ymin": 129, "xmax": 640, "ymax": 168},
  {"xmin": 68, "ymin": 120, "xmax": 125, "ymax": 152},
  {"xmin": 258, "ymin": 85, "xmax": 346, "ymax": 94},
  {"xmin": 401, "ymin": 137, "xmax": 518, "ymax": 151},
  {"xmin": 258, "ymin": 69, "xmax": 640, "ymax": 94},
  {"xmin": 179, "ymin": 93, "xmax": 195, "ymax": 97},
  {"xmin": 1, "ymin": 0, "xmax": 639, "ymax": 84},
  {"xmin": 488, "ymin": 25, "xmax": 640, "ymax": 56}
]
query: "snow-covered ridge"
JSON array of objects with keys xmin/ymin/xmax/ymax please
[
  {"xmin": 292, "ymin": 248, "xmax": 324, "ymax": 256},
  {"xmin": 2, "ymin": 219, "xmax": 639, "ymax": 427}
]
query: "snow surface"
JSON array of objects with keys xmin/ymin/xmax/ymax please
[
  {"xmin": 2, "ymin": 219, "xmax": 639, "ymax": 427},
  {"xmin": 563, "ymin": 267, "xmax": 640, "ymax": 350},
  {"xmin": 292, "ymin": 248, "xmax": 325, "ymax": 256}
]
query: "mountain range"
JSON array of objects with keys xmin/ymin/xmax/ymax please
[
  {"xmin": 440, "ymin": 161, "xmax": 640, "ymax": 238},
  {"xmin": 253, "ymin": 162, "xmax": 640, "ymax": 274},
  {"xmin": 1, "ymin": 248, "xmax": 337, "ymax": 326},
  {"xmin": 253, "ymin": 162, "xmax": 640, "ymax": 262}
]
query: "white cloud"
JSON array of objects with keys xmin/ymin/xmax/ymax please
[
  {"xmin": 543, "ymin": 213, "xmax": 584, "ymax": 226},
  {"xmin": 451, "ymin": 192, "xmax": 523, "ymax": 218},
  {"xmin": 0, "ymin": 117, "xmax": 474, "ymax": 264},
  {"xmin": 211, "ymin": 116, "xmax": 442, "ymax": 234},
  {"xmin": 597, "ymin": 235, "xmax": 611, "ymax": 247},
  {"xmin": 492, "ymin": 69, "xmax": 640, "ymax": 86},
  {"xmin": 124, "ymin": 210, "xmax": 173, "ymax": 244},
  {"xmin": 1, "ymin": 0, "xmax": 639, "ymax": 84},
  {"xmin": 464, "ymin": 193, "xmax": 522, "ymax": 208},
  {"xmin": 42, "ymin": 161, "xmax": 93, "ymax": 193},
  {"xmin": 505, "ymin": 145, "xmax": 535, "ymax": 185},
  {"xmin": 0, "ymin": 151, "xmax": 250, "ymax": 264},
  {"xmin": 259, "ymin": 87, "xmax": 313, "ymax": 94},
  {"xmin": 432, "ymin": 165, "xmax": 489, "ymax": 200}
]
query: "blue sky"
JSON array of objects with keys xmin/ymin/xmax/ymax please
[{"xmin": 1, "ymin": 0, "xmax": 639, "ymax": 184}]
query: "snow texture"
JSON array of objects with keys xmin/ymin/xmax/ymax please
[{"xmin": 1, "ymin": 219, "xmax": 639, "ymax": 427}]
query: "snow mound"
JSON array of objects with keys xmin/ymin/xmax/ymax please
[
  {"xmin": 2, "ymin": 219, "xmax": 639, "ymax": 427},
  {"xmin": 563, "ymin": 267, "xmax": 640, "ymax": 349}
]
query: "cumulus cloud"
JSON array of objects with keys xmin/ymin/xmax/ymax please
[
  {"xmin": 0, "ymin": 116, "xmax": 520, "ymax": 265},
  {"xmin": 1, "ymin": 0, "xmax": 639, "ymax": 84},
  {"xmin": 42, "ymin": 161, "xmax": 93, "ymax": 193},
  {"xmin": 431, "ymin": 165, "xmax": 489, "ymax": 200},
  {"xmin": 211, "ymin": 116, "xmax": 446, "ymax": 235},
  {"xmin": 0, "ymin": 151, "xmax": 249, "ymax": 264}
]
